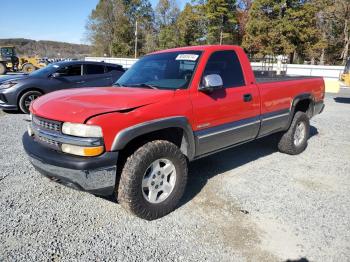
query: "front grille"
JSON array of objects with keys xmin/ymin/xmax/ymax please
[
  {"xmin": 37, "ymin": 135, "xmax": 60, "ymax": 147},
  {"xmin": 32, "ymin": 116, "xmax": 62, "ymax": 132},
  {"xmin": 31, "ymin": 115, "xmax": 62, "ymax": 150}
]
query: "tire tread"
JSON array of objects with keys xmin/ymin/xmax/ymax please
[
  {"xmin": 278, "ymin": 111, "xmax": 310, "ymax": 155},
  {"xmin": 117, "ymin": 140, "xmax": 188, "ymax": 220}
]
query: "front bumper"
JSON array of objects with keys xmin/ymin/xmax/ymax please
[
  {"xmin": 23, "ymin": 132, "xmax": 118, "ymax": 196},
  {"xmin": 0, "ymin": 89, "xmax": 18, "ymax": 110}
]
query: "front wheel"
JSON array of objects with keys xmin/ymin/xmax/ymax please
[
  {"xmin": 19, "ymin": 90, "xmax": 42, "ymax": 114},
  {"xmin": 22, "ymin": 63, "xmax": 36, "ymax": 74},
  {"xmin": 0, "ymin": 63, "xmax": 7, "ymax": 75},
  {"xmin": 277, "ymin": 111, "xmax": 310, "ymax": 155},
  {"xmin": 117, "ymin": 140, "xmax": 188, "ymax": 220}
]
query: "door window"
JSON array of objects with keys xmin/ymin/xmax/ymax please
[
  {"xmin": 203, "ymin": 50, "xmax": 245, "ymax": 88},
  {"xmin": 106, "ymin": 65, "xmax": 123, "ymax": 72},
  {"xmin": 84, "ymin": 64, "xmax": 105, "ymax": 75},
  {"xmin": 56, "ymin": 64, "xmax": 82, "ymax": 76}
]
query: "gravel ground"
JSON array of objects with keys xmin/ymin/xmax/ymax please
[{"xmin": 0, "ymin": 90, "xmax": 349, "ymax": 261}]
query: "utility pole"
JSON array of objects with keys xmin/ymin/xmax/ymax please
[
  {"xmin": 134, "ymin": 20, "xmax": 138, "ymax": 58},
  {"xmin": 219, "ymin": 15, "xmax": 223, "ymax": 45}
]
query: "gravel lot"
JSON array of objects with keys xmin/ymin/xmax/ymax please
[{"xmin": 0, "ymin": 89, "xmax": 349, "ymax": 261}]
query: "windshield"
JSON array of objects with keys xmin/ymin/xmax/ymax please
[
  {"xmin": 29, "ymin": 63, "xmax": 60, "ymax": 77},
  {"xmin": 0, "ymin": 47, "xmax": 15, "ymax": 57},
  {"xmin": 115, "ymin": 51, "xmax": 202, "ymax": 90}
]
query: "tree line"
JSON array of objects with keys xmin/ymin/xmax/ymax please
[
  {"xmin": 0, "ymin": 38, "xmax": 92, "ymax": 58},
  {"xmin": 86, "ymin": 0, "xmax": 350, "ymax": 65}
]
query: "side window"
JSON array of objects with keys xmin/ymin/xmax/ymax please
[
  {"xmin": 106, "ymin": 65, "xmax": 123, "ymax": 72},
  {"xmin": 56, "ymin": 64, "xmax": 82, "ymax": 76},
  {"xmin": 203, "ymin": 50, "xmax": 245, "ymax": 88},
  {"xmin": 84, "ymin": 64, "xmax": 105, "ymax": 75}
]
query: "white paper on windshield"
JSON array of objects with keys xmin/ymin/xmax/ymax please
[
  {"xmin": 176, "ymin": 54, "xmax": 199, "ymax": 61},
  {"xmin": 53, "ymin": 65, "xmax": 60, "ymax": 68}
]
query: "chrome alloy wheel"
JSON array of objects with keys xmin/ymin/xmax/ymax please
[
  {"xmin": 24, "ymin": 94, "xmax": 39, "ymax": 109},
  {"xmin": 294, "ymin": 121, "xmax": 306, "ymax": 146},
  {"xmin": 142, "ymin": 159, "xmax": 176, "ymax": 204}
]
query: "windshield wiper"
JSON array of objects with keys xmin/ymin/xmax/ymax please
[
  {"xmin": 113, "ymin": 82, "xmax": 125, "ymax": 87},
  {"xmin": 128, "ymin": 83, "xmax": 159, "ymax": 89}
]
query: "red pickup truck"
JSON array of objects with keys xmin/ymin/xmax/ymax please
[{"xmin": 23, "ymin": 45, "xmax": 325, "ymax": 220}]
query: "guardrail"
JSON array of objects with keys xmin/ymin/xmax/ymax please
[
  {"xmin": 251, "ymin": 62, "xmax": 344, "ymax": 79},
  {"xmin": 86, "ymin": 57, "xmax": 345, "ymax": 79},
  {"xmin": 85, "ymin": 57, "xmax": 138, "ymax": 69}
]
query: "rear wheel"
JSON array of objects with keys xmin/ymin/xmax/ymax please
[
  {"xmin": 277, "ymin": 111, "xmax": 310, "ymax": 155},
  {"xmin": 19, "ymin": 90, "xmax": 42, "ymax": 114},
  {"xmin": 117, "ymin": 140, "xmax": 188, "ymax": 220},
  {"xmin": 22, "ymin": 63, "xmax": 35, "ymax": 74},
  {"xmin": 0, "ymin": 63, "xmax": 6, "ymax": 75}
]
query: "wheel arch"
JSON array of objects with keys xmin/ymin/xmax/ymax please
[
  {"xmin": 111, "ymin": 117, "xmax": 196, "ymax": 161},
  {"xmin": 0, "ymin": 62, "xmax": 7, "ymax": 74},
  {"xmin": 286, "ymin": 93, "xmax": 314, "ymax": 129},
  {"xmin": 17, "ymin": 87, "xmax": 44, "ymax": 106},
  {"xmin": 291, "ymin": 93, "xmax": 314, "ymax": 115}
]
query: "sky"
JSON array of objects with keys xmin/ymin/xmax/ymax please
[{"xmin": 0, "ymin": 0, "xmax": 190, "ymax": 44}]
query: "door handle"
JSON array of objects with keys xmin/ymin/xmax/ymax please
[
  {"xmin": 76, "ymin": 81, "xmax": 86, "ymax": 84},
  {"xmin": 243, "ymin": 94, "xmax": 252, "ymax": 102}
]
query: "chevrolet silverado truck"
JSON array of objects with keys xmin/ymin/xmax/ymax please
[{"xmin": 23, "ymin": 45, "xmax": 325, "ymax": 220}]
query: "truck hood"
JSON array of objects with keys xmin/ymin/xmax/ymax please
[{"xmin": 31, "ymin": 87, "xmax": 174, "ymax": 123}]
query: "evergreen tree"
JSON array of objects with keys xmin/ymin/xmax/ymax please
[
  {"xmin": 123, "ymin": 0, "xmax": 155, "ymax": 55},
  {"xmin": 86, "ymin": 0, "xmax": 154, "ymax": 57},
  {"xmin": 177, "ymin": 3, "xmax": 205, "ymax": 46},
  {"xmin": 155, "ymin": 0, "xmax": 180, "ymax": 49},
  {"xmin": 243, "ymin": 0, "xmax": 296, "ymax": 57},
  {"xmin": 86, "ymin": 0, "xmax": 129, "ymax": 56},
  {"xmin": 243, "ymin": 0, "xmax": 329, "ymax": 63},
  {"xmin": 203, "ymin": 0, "xmax": 238, "ymax": 44},
  {"xmin": 323, "ymin": 0, "xmax": 350, "ymax": 64}
]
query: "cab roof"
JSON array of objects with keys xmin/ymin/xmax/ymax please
[{"xmin": 150, "ymin": 45, "xmax": 241, "ymax": 55}]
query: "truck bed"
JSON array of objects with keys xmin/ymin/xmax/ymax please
[{"xmin": 255, "ymin": 75, "xmax": 321, "ymax": 83}]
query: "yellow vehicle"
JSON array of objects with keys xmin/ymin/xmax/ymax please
[
  {"xmin": 340, "ymin": 58, "xmax": 350, "ymax": 86},
  {"xmin": 0, "ymin": 46, "xmax": 46, "ymax": 75}
]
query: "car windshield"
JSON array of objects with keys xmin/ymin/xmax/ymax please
[
  {"xmin": 29, "ymin": 63, "xmax": 61, "ymax": 77},
  {"xmin": 115, "ymin": 51, "xmax": 202, "ymax": 90}
]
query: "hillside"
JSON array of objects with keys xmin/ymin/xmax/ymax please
[{"xmin": 0, "ymin": 38, "xmax": 92, "ymax": 58}]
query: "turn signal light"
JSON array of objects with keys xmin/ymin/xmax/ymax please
[{"xmin": 61, "ymin": 144, "xmax": 104, "ymax": 157}]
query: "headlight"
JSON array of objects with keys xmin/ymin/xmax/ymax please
[
  {"xmin": 62, "ymin": 122, "xmax": 103, "ymax": 138},
  {"xmin": 0, "ymin": 81, "xmax": 17, "ymax": 89},
  {"xmin": 61, "ymin": 144, "xmax": 104, "ymax": 157}
]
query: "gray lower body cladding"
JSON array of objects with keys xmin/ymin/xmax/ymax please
[
  {"xmin": 195, "ymin": 116, "xmax": 261, "ymax": 156},
  {"xmin": 193, "ymin": 101, "xmax": 324, "ymax": 158}
]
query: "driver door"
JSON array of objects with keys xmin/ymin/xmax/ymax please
[
  {"xmin": 191, "ymin": 50, "xmax": 260, "ymax": 156},
  {"xmin": 49, "ymin": 64, "xmax": 84, "ymax": 91}
]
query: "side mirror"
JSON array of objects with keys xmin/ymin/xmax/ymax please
[
  {"xmin": 51, "ymin": 72, "xmax": 61, "ymax": 78},
  {"xmin": 199, "ymin": 74, "xmax": 223, "ymax": 93}
]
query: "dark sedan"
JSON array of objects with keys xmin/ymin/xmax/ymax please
[{"xmin": 0, "ymin": 61, "xmax": 125, "ymax": 113}]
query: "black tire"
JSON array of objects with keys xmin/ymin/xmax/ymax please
[
  {"xmin": 0, "ymin": 63, "xmax": 6, "ymax": 75},
  {"xmin": 18, "ymin": 90, "xmax": 42, "ymax": 114},
  {"xmin": 117, "ymin": 140, "xmax": 188, "ymax": 220},
  {"xmin": 22, "ymin": 63, "xmax": 35, "ymax": 74},
  {"xmin": 277, "ymin": 111, "xmax": 310, "ymax": 155}
]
